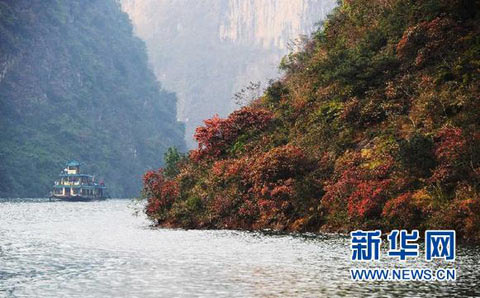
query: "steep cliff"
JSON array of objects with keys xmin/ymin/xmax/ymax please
[
  {"xmin": 121, "ymin": 0, "xmax": 337, "ymax": 147},
  {"xmin": 0, "ymin": 0, "xmax": 185, "ymax": 197}
]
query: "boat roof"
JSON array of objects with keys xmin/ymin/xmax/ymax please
[
  {"xmin": 53, "ymin": 185, "xmax": 107, "ymax": 189},
  {"xmin": 66, "ymin": 160, "xmax": 80, "ymax": 166},
  {"xmin": 59, "ymin": 173, "xmax": 93, "ymax": 177}
]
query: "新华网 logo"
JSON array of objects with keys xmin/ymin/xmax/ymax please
[{"xmin": 349, "ymin": 230, "xmax": 456, "ymax": 281}]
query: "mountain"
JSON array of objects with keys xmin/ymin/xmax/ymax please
[
  {"xmin": 142, "ymin": 0, "xmax": 480, "ymax": 242},
  {"xmin": 121, "ymin": 0, "xmax": 337, "ymax": 147},
  {"xmin": 0, "ymin": 0, "xmax": 185, "ymax": 198}
]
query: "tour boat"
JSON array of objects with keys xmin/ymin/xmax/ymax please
[{"xmin": 50, "ymin": 160, "xmax": 109, "ymax": 201}]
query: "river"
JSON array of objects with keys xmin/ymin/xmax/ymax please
[{"xmin": 0, "ymin": 199, "xmax": 479, "ymax": 297}]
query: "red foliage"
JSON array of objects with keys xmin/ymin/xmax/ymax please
[
  {"xmin": 323, "ymin": 151, "xmax": 394, "ymax": 220},
  {"xmin": 434, "ymin": 126, "xmax": 466, "ymax": 160},
  {"xmin": 244, "ymin": 145, "xmax": 311, "ymax": 224},
  {"xmin": 439, "ymin": 185, "xmax": 480, "ymax": 242},
  {"xmin": 271, "ymin": 184, "xmax": 294, "ymax": 201},
  {"xmin": 383, "ymin": 192, "xmax": 412, "ymax": 217},
  {"xmin": 209, "ymin": 195, "xmax": 235, "ymax": 218},
  {"xmin": 192, "ymin": 114, "xmax": 225, "ymax": 160},
  {"xmin": 143, "ymin": 169, "xmax": 164, "ymax": 198},
  {"xmin": 143, "ymin": 169, "xmax": 179, "ymax": 220},
  {"xmin": 382, "ymin": 192, "xmax": 423, "ymax": 229},
  {"xmin": 455, "ymin": 197, "xmax": 480, "ymax": 242},
  {"xmin": 208, "ymin": 145, "xmax": 310, "ymax": 226},
  {"xmin": 349, "ymin": 179, "xmax": 392, "ymax": 218},
  {"xmin": 211, "ymin": 158, "xmax": 247, "ymax": 179},
  {"xmin": 238, "ymin": 199, "xmax": 259, "ymax": 219},
  {"xmin": 192, "ymin": 107, "xmax": 273, "ymax": 161},
  {"xmin": 396, "ymin": 17, "xmax": 461, "ymax": 67},
  {"xmin": 430, "ymin": 126, "xmax": 467, "ymax": 183},
  {"xmin": 249, "ymin": 145, "xmax": 309, "ymax": 183}
]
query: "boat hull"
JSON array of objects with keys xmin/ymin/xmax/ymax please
[{"xmin": 51, "ymin": 195, "xmax": 108, "ymax": 202}]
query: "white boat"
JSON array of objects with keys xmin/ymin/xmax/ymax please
[{"xmin": 50, "ymin": 160, "xmax": 108, "ymax": 201}]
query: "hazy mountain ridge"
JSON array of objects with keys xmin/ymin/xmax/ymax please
[
  {"xmin": 121, "ymin": 0, "xmax": 337, "ymax": 147},
  {"xmin": 0, "ymin": 0, "xmax": 185, "ymax": 197}
]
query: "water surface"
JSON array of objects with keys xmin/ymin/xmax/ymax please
[{"xmin": 0, "ymin": 199, "xmax": 478, "ymax": 297}]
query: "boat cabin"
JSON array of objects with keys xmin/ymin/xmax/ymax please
[{"xmin": 66, "ymin": 160, "xmax": 80, "ymax": 174}]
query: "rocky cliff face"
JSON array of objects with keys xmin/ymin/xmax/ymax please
[
  {"xmin": 121, "ymin": 0, "xmax": 336, "ymax": 147},
  {"xmin": 219, "ymin": 0, "xmax": 331, "ymax": 49}
]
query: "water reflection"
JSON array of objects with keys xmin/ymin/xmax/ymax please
[{"xmin": 0, "ymin": 199, "xmax": 478, "ymax": 297}]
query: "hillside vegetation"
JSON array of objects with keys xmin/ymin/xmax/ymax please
[
  {"xmin": 0, "ymin": 0, "xmax": 185, "ymax": 197},
  {"xmin": 143, "ymin": 0, "xmax": 480, "ymax": 242}
]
